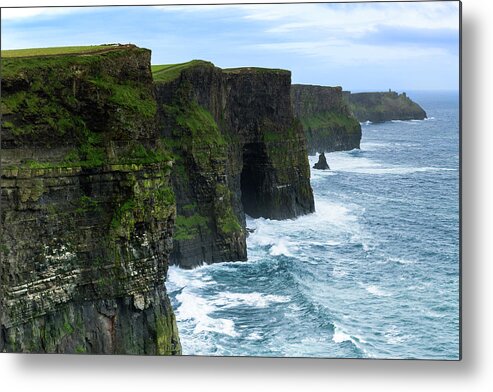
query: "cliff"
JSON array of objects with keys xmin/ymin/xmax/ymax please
[
  {"xmin": 0, "ymin": 45, "xmax": 181, "ymax": 354},
  {"xmin": 291, "ymin": 84, "xmax": 361, "ymax": 154},
  {"xmin": 154, "ymin": 61, "xmax": 314, "ymax": 269},
  {"xmin": 343, "ymin": 91, "xmax": 427, "ymax": 122}
]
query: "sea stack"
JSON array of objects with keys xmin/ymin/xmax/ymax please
[{"xmin": 313, "ymin": 153, "xmax": 330, "ymax": 170}]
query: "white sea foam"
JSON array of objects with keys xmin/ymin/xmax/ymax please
[
  {"xmin": 360, "ymin": 142, "xmax": 391, "ymax": 151},
  {"xmin": 384, "ymin": 326, "xmax": 409, "ymax": 345},
  {"xmin": 360, "ymin": 166, "xmax": 456, "ymax": 175},
  {"xmin": 332, "ymin": 267, "xmax": 347, "ymax": 278},
  {"xmin": 247, "ymin": 199, "xmax": 363, "ymax": 254},
  {"xmin": 269, "ymin": 239, "xmax": 293, "ymax": 257},
  {"xmin": 332, "ymin": 325, "xmax": 347, "ymax": 342},
  {"xmin": 331, "ymin": 324, "xmax": 373, "ymax": 358},
  {"xmin": 313, "ymin": 199, "xmax": 358, "ymax": 226},
  {"xmin": 287, "ymin": 303, "xmax": 302, "ymax": 312},
  {"xmin": 361, "ymin": 141, "xmax": 420, "ymax": 152},
  {"xmin": 388, "ymin": 256, "xmax": 416, "ymax": 265},
  {"xmin": 422, "ymin": 309, "xmax": 444, "ymax": 318},
  {"xmin": 332, "ymin": 324, "xmax": 367, "ymax": 346},
  {"xmin": 365, "ymin": 284, "xmax": 392, "ymax": 297},
  {"xmin": 321, "ymin": 153, "xmax": 381, "ymax": 173},
  {"xmin": 246, "ymin": 332, "xmax": 262, "ymax": 341},
  {"xmin": 167, "ymin": 266, "xmax": 240, "ymax": 339},
  {"xmin": 390, "ymin": 119, "xmax": 421, "ymax": 125},
  {"xmin": 247, "ymin": 224, "xmax": 297, "ymax": 257},
  {"xmin": 174, "ymin": 291, "xmax": 239, "ymax": 337},
  {"xmin": 322, "ymin": 151, "xmax": 455, "ymax": 175},
  {"xmin": 167, "ymin": 266, "xmax": 214, "ymax": 290},
  {"xmin": 214, "ymin": 292, "xmax": 290, "ymax": 308}
]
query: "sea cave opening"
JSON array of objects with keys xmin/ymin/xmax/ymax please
[{"xmin": 240, "ymin": 142, "xmax": 270, "ymax": 219}]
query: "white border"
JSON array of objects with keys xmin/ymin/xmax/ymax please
[{"xmin": 2, "ymin": 1, "xmax": 492, "ymax": 391}]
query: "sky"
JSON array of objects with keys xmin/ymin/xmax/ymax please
[{"xmin": 1, "ymin": 1, "xmax": 460, "ymax": 91}]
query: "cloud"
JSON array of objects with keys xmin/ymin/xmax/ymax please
[
  {"xmin": 239, "ymin": 2, "xmax": 459, "ymax": 32},
  {"xmin": 151, "ymin": 2, "xmax": 460, "ymax": 62},
  {"xmin": 1, "ymin": 2, "xmax": 460, "ymax": 91},
  {"xmin": 1, "ymin": 7, "xmax": 82, "ymax": 20},
  {"xmin": 232, "ymin": 2, "xmax": 459, "ymax": 67},
  {"xmin": 248, "ymin": 40, "xmax": 453, "ymax": 67}
]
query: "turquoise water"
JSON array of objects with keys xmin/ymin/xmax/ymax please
[{"xmin": 166, "ymin": 92, "xmax": 460, "ymax": 359}]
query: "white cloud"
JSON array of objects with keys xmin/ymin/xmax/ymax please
[
  {"xmin": 239, "ymin": 2, "xmax": 459, "ymax": 34},
  {"xmin": 2, "ymin": 7, "xmax": 77, "ymax": 20},
  {"xmin": 152, "ymin": 1, "xmax": 459, "ymax": 32},
  {"xmin": 1, "ymin": 1, "xmax": 459, "ymax": 90},
  {"xmin": 232, "ymin": 2, "xmax": 459, "ymax": 68},
  {"xmin": 248, "ymin": 40, "xmax": 453, "ymax": 67}
]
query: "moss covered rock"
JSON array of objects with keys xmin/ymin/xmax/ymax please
[
  {"xmin": 0, "ymin": 45, "xmax": 180, "ymax": 355},
  {"xmin": 154, "ymin": 61, "xmax": 314, "ymax": 268},
  {"xmin": 291, "ymin": 84, "xmax": 361, "ymax": 154},
  {"xmin": 343, "ymin": 90, "xmax": 427, "ymax": 123}
]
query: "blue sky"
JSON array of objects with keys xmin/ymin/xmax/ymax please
[{"xmin": 1, "ymin": 2, "xmax": 460, "ymax": 91}]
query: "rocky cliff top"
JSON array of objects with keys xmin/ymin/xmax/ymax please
[
  {"xmin": 343, "ymin": 90, "xmax": 427, "ymax": 122},
  {"xmin": 1, "ymin": 44, "xmax": 136, "ymax": 58},
  {"xmin": 2, "ymin": 44, "xmax": 156, "ymax": 151},
  {"xmin": 291, "ymin": 84, "xmax": 361, "ymax": 154},
  {"xmin": 223, "ymin": 66, "xmax": 290, "ymax": 75},
  {"xmin": 152, "ymin": 60, "xmax": 290, "ymax": 84}
]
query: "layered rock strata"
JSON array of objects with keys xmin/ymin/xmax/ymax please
[
  {"xmin": 291, "ymin": 84, "xmax": 361, "ymax": 154},
  {"xmin": 0, "ymin": 45, "xmax": 317, "ymax": 353},
  {"xmin": 343, "ymin": 91, "xmax": 427, "ymax": 122},
  {"xmin": 154, "ymin": 62, "xmax": 315, "ymax": 269},
  {"xmin": 0, "ymin": 45, "xmax": 180, "ymax": 354}
]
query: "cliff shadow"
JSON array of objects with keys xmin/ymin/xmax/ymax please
[{"xmin": 240, "ymin": 142, "xmax": 271, "ymax": 219}]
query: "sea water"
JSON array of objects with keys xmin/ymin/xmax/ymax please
[{"xmin": 166, "ymin": 91, "xmax": 460, "ymax": 359}]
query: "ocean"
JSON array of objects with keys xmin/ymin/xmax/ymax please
[{"xmin": 166, "ymin": 91, "xmax": 460, "ymax": 359}]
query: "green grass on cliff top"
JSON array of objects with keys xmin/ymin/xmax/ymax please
[
  {"xmin": 151, "ymin": 60, "xmax": 214, "ymax": 83},
  {"xmin": 1, "ymin": 45, "xmax": 124, "ymax": 58},
  {"xmin": 152, "ymin": 60, "xmax": 290, "ymax": 82},
  {"xmin": 223, "ymin": 66, "xmax": 290, "ymax": 74}
]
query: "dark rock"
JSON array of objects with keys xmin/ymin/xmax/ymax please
[
  {"xmin": 0, "ymin": 46, "xmax": 180, "ymax": 354},
  {"xmin": 154, "ymin": 62, "xmax": 315, "ymax": 269},
  {"xmin": 313, "ymin": 153, "xmax": 330, "ymax": 170},
  {"xmin": 291, "ymin": 84, "xmax": 362, "ymax": 154},
  {"xmin": 342, "ymin": 90, "xmax": 427, "ymax": 122},
  {"xmin": 0, "ymin": 47, "xmax": 318, "ymax": 351}
]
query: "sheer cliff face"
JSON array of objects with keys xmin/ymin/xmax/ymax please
[
  {"xmin": 0, "ymin": 46, "xmax": 180, "ymax": 354},
  {"xmin": 343, "ymin": 91, "xmax": 427, "ymax": 122},
  {"xmin": 291, "ymin": 85, "xmax": 361, "ymax": 154},
  {"xmin": 155, "ymin": 63, "xmax": 314, "ymax": 269}
]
